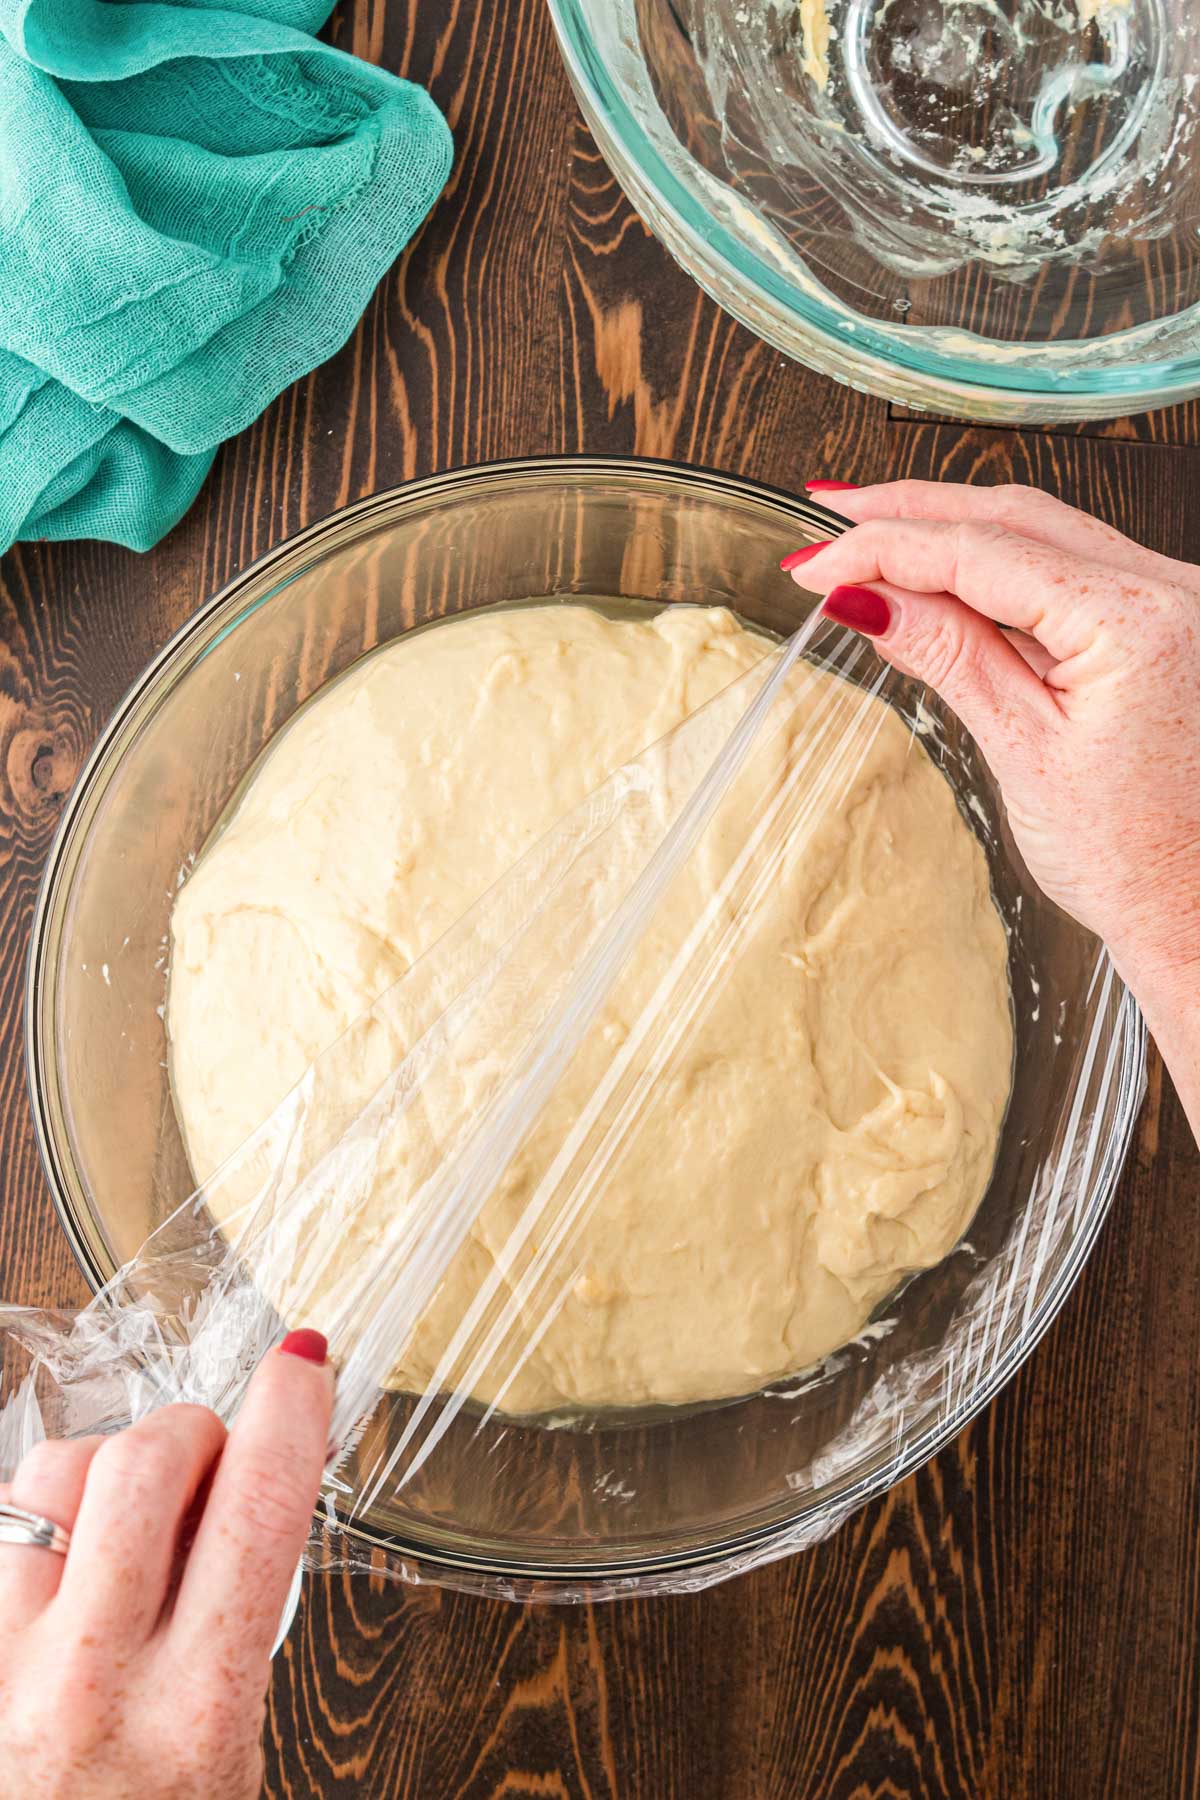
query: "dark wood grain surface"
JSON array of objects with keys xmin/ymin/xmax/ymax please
[{"xmin": 1, "ymin": 2, "xmax": 1198, "ymax": 1795}]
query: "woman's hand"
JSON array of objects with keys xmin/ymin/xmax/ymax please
[
  {"xmin": 0, "ymin": 1330, "xmax": 332, "ymax": 1800},
  {"xmin": 785, "ymin": 480, "xmax": 1200, "ymax": 1126}
]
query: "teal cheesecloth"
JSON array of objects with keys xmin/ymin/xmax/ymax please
[{"xmin": 0, "ymin": 0, "xmax": 452, "ymax": 553}]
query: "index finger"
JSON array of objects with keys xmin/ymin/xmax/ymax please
[
  {"xmin": 822, "ymin": 480, "xmax": 1198, "ymax": 591},
  {"xmin": 789, "ymin": 517, "xmax": 1152, "ymax": 662},
  {"xmin": 169, "ymin": 1332, "xmax": 333, "ymax": 1671}
]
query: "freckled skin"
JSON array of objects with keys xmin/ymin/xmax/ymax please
[
  {"xmin": 792, "ymin": 479, "xmax": 1200, "ymax": 1140},
  {"xmin": 2, "ymin": 482, "xmax": 1199, "ymax": 1788},
  {"xmin": 0, "ymin": 1353, "xmax": 332, "ymax": 1798}
]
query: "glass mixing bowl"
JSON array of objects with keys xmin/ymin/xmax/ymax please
[
  {"xmin": 548, "ymin": 0, "xmax": 1200, "ymax": 423},
  {"xmin": 26, "ymin": 458, "xmax": 1145, "ymax": 1596}
]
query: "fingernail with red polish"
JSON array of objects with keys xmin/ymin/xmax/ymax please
[
  {"xmin": 780, "ymin": 540, "xmax": 832, "ymax": 571},
  {"xmin": 822, "ymin": 584, "xmax": 891, "ymax": 637},
  {"xmin": 280, "ymin": 1328, "xmax": 328, "ymax": 1364},
  {"xmin": 806, "ymin": 480, "xmax": 860, "ymax": 493}
]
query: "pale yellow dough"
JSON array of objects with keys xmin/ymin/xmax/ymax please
[{"xmin": 168, "ymin": 603, "xmax": 1012, "ymax": 1413}]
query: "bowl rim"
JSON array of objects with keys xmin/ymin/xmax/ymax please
[
  {"xmin": 545, "ymin": 0, "xmax": 1200, "ymax": 410},
  {"xmin": 24, "ymin": 454, "xmax": 1148, "ymax": 1588}
]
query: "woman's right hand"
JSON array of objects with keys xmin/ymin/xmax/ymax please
[{"xmin": 785, "ymin": 481, "xmax": 1200, "ymax": 1124}]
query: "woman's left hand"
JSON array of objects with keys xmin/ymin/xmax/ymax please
[{"xmin": 0, "ymin": 1330, "xmax": 332, "ymax": 1800}]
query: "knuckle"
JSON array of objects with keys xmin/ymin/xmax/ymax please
[
  {"xmin": 849, "ymin": 518, "xmax": 900, "ymax": 569},
  {"xmin": 157, "ymin": 1402, "xmax": 226, "ymax": 1451},
  {"xmin": 226, "ymin": 1446, "xmax": 311, "ymax": 1547},
  {"xmin": 1145, "ymin": 581, "xmax": 1195, "ymax": 640},
  {"xmin": 837, "ymin": 517, "xmax": 876, "ymax": 549},
  {"xmin": 190, "ymin": 1697, "xmax": 263, "ymax": 1774},
  {"xmin": 160, "ymin": 1647, "xmax": 262, "ymax": 1762},
  {"xmin": 91, "ymin": 1427, "xmax": 180, "ymax": 1497},
  {"xmin": 1093, "ymin": 577, "xmax": 1189, "ymax": 654},
  {"xmin": 987, "ymin": 482, "xmax": 1052, "ymax": 521},
  {"xmin": 892, "ymin": 477, "xmax": 929, "ymax": 500},
  {"xmin": 20, "ymin": 1677, "xmax": 107, "ymax": 1756},
  {"xmin": 89, "ymin": 1405, "xmax": 223, "ymax": 1500},
  {"xmin": 857, "ymin": 518, "xmax": 890, "ymax": 550},
  {"xmin": 889, "ymin": 478, "xmax": 942, "ymax": 517},
  {"xmin": 947, "ymin": 521, "xmax": 1013, "ymax": 601},
  {"xmin": 15, "ymin": 1437, "xmax": 74, "ymax": 1489},
  {"xmin": 955, "ymin": 518, "xmax": 1009, "ymax": 560},
  {"xmin": 910, "ymin": 616, "xmax": 976, "ymax": 693},
  {"xmin": 51, "ymin": 1638, "xmax": 113, "ymax": 1701},
  {"xmin": 161, "ymin": 1737, "xmax": 243, "ymax": 1794}
]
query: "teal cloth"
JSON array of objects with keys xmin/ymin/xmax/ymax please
[{"xmin": 0, "ymin": 0, "xmax": 452, "ymax": 552}]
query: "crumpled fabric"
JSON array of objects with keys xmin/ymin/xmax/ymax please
[{"xmin": 0, "ymin": 0, "xmax": 452, "ymax": 551}]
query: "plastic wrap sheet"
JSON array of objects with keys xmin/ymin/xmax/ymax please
[{"xmin": 0, "ymin": 613, "xmax": 1145, "ymax": 1601}]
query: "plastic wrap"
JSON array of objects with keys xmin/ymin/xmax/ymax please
[{"xmin": 0, "ymin": 609, "xmax": 1145, "ymax": 1602}]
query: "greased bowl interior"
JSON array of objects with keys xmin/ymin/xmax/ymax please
[{"xmin": 548, "ymin": 0, "xmax": 1200, "ymax": 424}]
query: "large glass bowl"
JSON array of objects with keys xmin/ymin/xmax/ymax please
[
  {"xmin": 26, "ymin": 458, "xmax": 1145, "ymax": 1596},
  {"xmin": 548, "ymin": 0, "xmax": 1200, "ymax": 423}
]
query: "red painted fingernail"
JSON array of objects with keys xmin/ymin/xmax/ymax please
[
  {"xmin": 822, "ymin": 584, "xmax": 891, "ymax": 637},
  {"xmin": 780, "ymin": 540, "xmax": 832, "ymax": 571},
  {"xmin": 279, "ymin": 1328, "xmax": 328, "ymax": 1364},
  {"xmin": 806, "ymin": 480, "xmax": 860, "ymax": 492}
]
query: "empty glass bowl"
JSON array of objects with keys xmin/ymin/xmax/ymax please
[
  {"xmin": 26, "ymin": 459, "xmax": 1145, "ymax": 1596},
  {"xmin": 549, "ymin": 0, "xmax": 1200, "ymax": 422}
]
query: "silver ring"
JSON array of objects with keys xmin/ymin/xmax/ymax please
[{"xmin": 0, "ymin": 1501, "xmax": 71, "ymax": 1556}]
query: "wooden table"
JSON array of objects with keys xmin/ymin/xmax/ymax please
[{"xmin": 2, "ymin": 3, "xmax": 1198, "ymax": 1795}]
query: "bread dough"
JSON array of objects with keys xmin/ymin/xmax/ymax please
[{"xmin": 168, "ymin": 603, "xmax": 1012, "ymax": 1413}]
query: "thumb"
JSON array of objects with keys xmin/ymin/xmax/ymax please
[{"xmin": 821, "ymin": 581, "xmax": 1061, "ymax": 783}]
